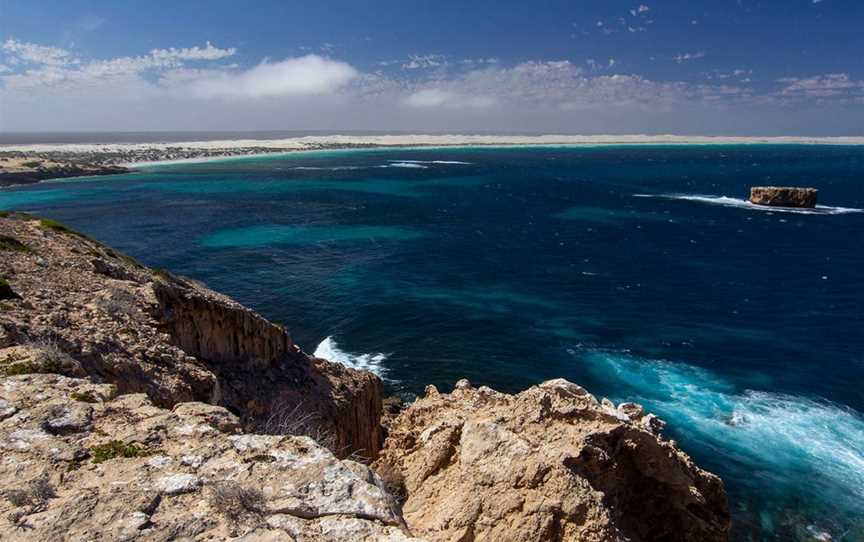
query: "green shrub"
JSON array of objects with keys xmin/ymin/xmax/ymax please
[
  {"xmin": 70, "ymin": 390, "xmax": 99, "ymax": 403},
  {"xmin": 38, "ymin": 218, "xmax": 77, "ymax": 235},
  {"xmin": 90, "ymin": 440, "xmax": 153, "ymax": 463},
  {"xmin": 0, "ymin": 211, "xmax": 10, "ymax": 218},
  {"xmin": 21, "ymin": 161, "xmax": 42, "ymax": 168},
  {"xmin": 0, "ymin": 235, "xmax": 31, "ymax": 253}
]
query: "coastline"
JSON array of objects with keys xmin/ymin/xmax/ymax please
[
  {"xmin": 2, "ymin": 133, "xmax": 864, "ymax": 167},
  {"xmin": 2, "ymin": 133, "xmax": 864, "ymax": 187}
]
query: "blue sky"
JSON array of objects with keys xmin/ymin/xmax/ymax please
[{"xmin": 1, "ymin": 0, "xmax": 863, "ymax": 134}]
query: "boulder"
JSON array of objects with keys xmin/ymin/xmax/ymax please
[
  {"xmin": 375, "ymin": 379, "xmax": 731, "ymax": 542},
  {"xmin": 749, "ymin": 186, "xmax": 817, "ymax": 208}
]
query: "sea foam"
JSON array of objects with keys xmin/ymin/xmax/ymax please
[
  {"xmin": 634, "ymin": 193, "xmax": 864, "ymax": 215},
  {"xmin": 313, "ymin": 336, "xmax": 393, "ymax": 381},
  {"xmin": 574, "ymin": 348, "xmax": 864, "ymax": 529}
]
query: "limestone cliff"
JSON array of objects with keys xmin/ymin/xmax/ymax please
[
  {"xmin": 375, "ymin": 379, "xmax": 731, "ymax": 542},
  {"xmin": 0, "ymin": 213, "xmax": 382, "ymax": 457},
  {"xmin": 0, "ymin": 212, "xmax": 731, "ymax": 541}
]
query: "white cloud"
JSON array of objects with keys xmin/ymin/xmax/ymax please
[
  {"xmin": 150, "ymin": 41, "xmax": 236, "ymax": 62},
  {"xmin": 777, "ymin": 73, "xmax": 864, "ymax": 99},
  {"xmin": 630, "ymin": 5, "xmax": 650, "ymax": 16},
  {"xmin": 188, "ymin": 55, "xmax": 357, "ymax": 98},
  {"xmin": 2, "ymin": 39, "xmax": 74, "ymax": 66},
  {"xmin": 674, "ymin": 51, "xmax": 707, "ymax": 64},
  {"xmin": 402, "ymin": 54, "xmax": 446, "ymax": 70}
]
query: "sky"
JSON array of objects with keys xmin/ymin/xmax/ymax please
[{"xmin": 1, "ymin": 0, "xmax": 863, "ymax": 135}]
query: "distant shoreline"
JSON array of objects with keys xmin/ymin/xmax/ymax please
[{"xmin": 2, "ymin": 134, "xmax": 864, "ymax": 181}]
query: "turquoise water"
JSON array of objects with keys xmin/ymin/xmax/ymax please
[{"xmin": 2, "ymin": 145, "xmax": 863, "ymax": 540}]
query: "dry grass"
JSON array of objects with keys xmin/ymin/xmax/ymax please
[
  {"xmin": 209, "ymin": 482, "xmax": 265, "ymax": 524},
  {"xmin": 259, "ymin": 401, "xmax": 337, "ymax": 453},
  {"xmin": 3, "ymin": 477, "xmax": 56, "ymax": 508}
]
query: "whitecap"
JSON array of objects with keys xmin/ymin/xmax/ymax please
[
  {"xmin": 382, "ymin": 162, "xmax": 429, "ymax": 169},
  {"xmin": 575, "ymin": 348, "xmax": 864, "ymax": 510},
  {"xmin": 291, "ymin": 166, "xmax": 365, "ymax": 171},
  {"xmin": 387, "ymin": 159, "xmax": 472, "ymax": 165},
  {"xmin": 313, "ymin": 336, "xmax": 394, "ymax": 381},
  {"xmin": 633, "ymin": 193, "xmax": 864, "ymax": 215}
]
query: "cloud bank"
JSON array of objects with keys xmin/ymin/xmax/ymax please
[{"xmin": 0, "ymin": 39, "xmax": 862, "ymax": 134}]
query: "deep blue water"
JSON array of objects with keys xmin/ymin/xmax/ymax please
[{"xmin": 2, "ymin": 145, "xmax": 863, "ymax": 541}]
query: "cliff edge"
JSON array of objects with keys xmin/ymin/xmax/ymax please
[
  {"xmin": 375, "ymin": 379, "xmax": 730, "ymax": 542},
  {"xmin": 0, "ymin": 212, "xmax": 730, "ymax": 541}
]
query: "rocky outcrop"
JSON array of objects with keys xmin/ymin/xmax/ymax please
[
  {"xmin": 376, "ymin": 379, "xmax": 730, "ymax": 542},
  {"xmin": 0, "ymin": 373, "xmax": 417, "ymax": 541},
  {"xmin": 0, "ymin": 157, "xmax": 129, "ymax": 187},
  {"xmin": 1, "ymin": 211, "xmax": 732, "ymax": 541},
  {"xmin": 0, "ymin": 213, "xmax": 382, "ymax": 457},
  {"xmin": 749, "ymin": 186, "xmax": 817, "ymax": 208}
]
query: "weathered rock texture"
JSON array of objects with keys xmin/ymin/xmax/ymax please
[
  {"xmin": 0, "ymin": 213, "xmax": 383, "ymax": 457},
  {"xmin": 376, "ymin": 379, "xmax": 731, "ymax": 542},
  {"xmin": 749, "ymin": 186, "xmax": 818, "ymax": 208},
  {"xmin": 0, "ymin": 373, "xmax": 418, "ymax": 541}
]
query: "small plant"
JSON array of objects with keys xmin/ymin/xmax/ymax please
[
  {"xmin": 71, "ymin": 390, "xmax": 99, "ymax": 403},
  {"xmin": 90, "ymin": 440, "xmax": 153, "ymax": 463},
  {"xmin": 39, "ymin": 218, "xmax": 76, "ymax": 235},
  {"xmin": 3, "ymin": 477, "xmax": 55, "ymax": 508},
  {"xmin": 21, "ymin": 161, "xmax": 42, "ymax": 168},
  {"xmin": 258, "ymin": 401, "xmax": 337, "ymax": 453},
  {"xmin": 0, "ymin": 235, "xmax": 30, "ymax": 253},
  {"xmin": 209, "ymin": 482, "xmax": 265, "ymax": 523},
  {"xmin": 0, "ymin": 211, "xmax": 10, "ymax": 218},
  {"xmin": 3, "ymin": 338, "xmax": 71, "ymax": 376},
  {"xmin": 374, "ymin": 462, "xmax": 407, "ymax": 506}
]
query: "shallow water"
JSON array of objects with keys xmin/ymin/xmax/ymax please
[{"xmin": 2, "ymin": 145, "xmax": 863, "ymax": 540}]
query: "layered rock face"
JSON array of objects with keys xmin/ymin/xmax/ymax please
[
  {"xmin": 749, "ymin": 186, "xmax": 817, "ymax": 208},
  {"xmin": 0, "ymin": 213, "xmax": 382, "ymax": 457},
  {"xmin": 376, "ymin": 379, "xmax": 731, "ymax": 542},
  {"xmin": 0, "ymin": 373, "xmax": 417, "ymax": 541}
]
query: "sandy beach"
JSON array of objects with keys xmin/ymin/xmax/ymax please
[{"xmin": 2, "ymin": 134, "xmax": 864, "ymax": 168}]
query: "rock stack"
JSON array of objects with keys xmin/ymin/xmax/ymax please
[{"xmin": 749, "ymin": 186, "xmax": 818, "ymax": 208}]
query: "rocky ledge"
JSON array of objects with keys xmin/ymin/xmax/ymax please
[
  {"xmin": 0, "ymin": 156, "xmax": 129, "ymax": 187},
  {"xmin": 0, "ymin": 212, "xmax": 730, "ymax": 540},
  {"xmin": 376, "ymin": 379, "xmax": 730, "ymax": 542},
  {"xmin": 749, "ymin": 186, "xmax": 818, "ymax": 208}
]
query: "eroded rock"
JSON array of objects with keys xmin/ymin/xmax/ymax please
[{"xmin": 376, "ymin": 379, "xmax": 731, "ymax": 542}]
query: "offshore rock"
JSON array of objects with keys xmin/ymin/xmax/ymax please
[
  {"xmin": 0, "ymin": 213, "xmax": 383, "ymax": 457},
  {"xmin": 376, "ymin": 379, "xmax": 731, "ymax": 542},
  {"xmin": 749, "ymin": 186, "xmax": 818, "ymax": 208}
]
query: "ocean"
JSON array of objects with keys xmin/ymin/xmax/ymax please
[{"xmin": 2, "ymin": 145, "xmax": 862, "ymax": 540}]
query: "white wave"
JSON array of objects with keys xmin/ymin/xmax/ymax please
[
  {"xmin": 387, "ymin": 159, "xmax": 472, "ymax": 165},
  {"xmin": 634, "ymin": 193, "xmax": 864, "ymax": 215},
  {"xmin": 576, "ymin": 349, "xmax": 864, "ymax": 509},
  {"xmin": 313, "ymin": 336, "xmax": 394, "ymax": 381},
  {"xmin": 382, "ymin": 162, "xmax": 429, "ymax": 169},
  {"xmin": 291, "ymin": 166, "xmax": 365, "ymax": 171}
]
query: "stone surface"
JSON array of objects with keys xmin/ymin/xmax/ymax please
[
  {"xmin": 0, "ymin": 213, "xmax": 383, "ymax": 457},
  {"xmin": 0, "ymin": 373, "xmax": 418, "ymax": 541},
  {"xmin": 376, "ymin": 379, "xmax": 731, "ymax": 542},
  {"xmin": 749, "ymin": 186, "xmax": 818, "ymax": 208}
]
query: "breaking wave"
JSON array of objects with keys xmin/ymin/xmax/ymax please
[
  {"xmin": 572, "ymin": 348, "xmax": 864, "ymax": 534},
  {"xmin": 634, "ymin": 194, "xmax": 864, "ymax": 215},
  {"xmin": 313, "ymin": 336, "xmax": 394, "ymax": 381},
  {"xmin": 387, "ymin": 159, "xmax": 472, "ymax": 165}
]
